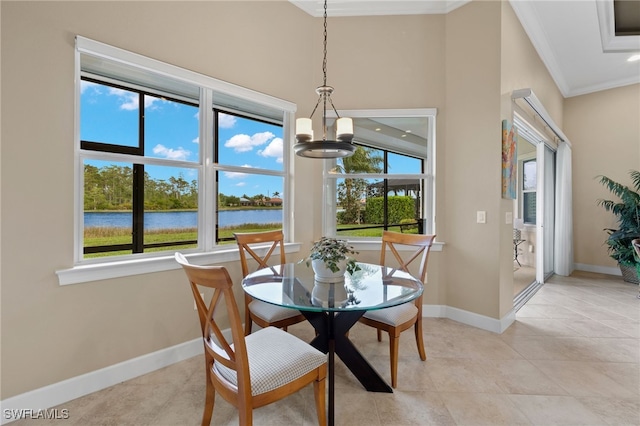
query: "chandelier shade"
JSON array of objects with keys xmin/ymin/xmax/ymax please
[{"xmin": 294, "ymin": 0, "xmax": 355, "ymax": 159}]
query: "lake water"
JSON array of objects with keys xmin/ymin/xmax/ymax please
[{"xmin": 84, "ymin": 210, "xmax": 282, "ymax": 229}]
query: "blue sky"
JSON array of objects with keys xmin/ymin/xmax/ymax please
[
  {"xmin": 81, "ymin": 80, "xmax": 284, "ymax": 197},
  {"xmin": 81, "ymin": 80, "xmax": 422, "ymax": 199}
]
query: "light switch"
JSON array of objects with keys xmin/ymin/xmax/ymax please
[
  {"xmin": 476, "ymin": 211, "xmax": 486, "ymax": 224},
  {"xmin": 506, "ymin": 212, "xmax": 513, "ymax": 224}
]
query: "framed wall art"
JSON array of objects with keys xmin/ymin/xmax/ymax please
[{"xmin": 501, "ymin": 119, "xmax": 517, "ymax": 199}]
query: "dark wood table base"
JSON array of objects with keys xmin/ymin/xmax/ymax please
[{"xmin": 301, "ymin": 310, "xmax": 393, "ymax": 426}]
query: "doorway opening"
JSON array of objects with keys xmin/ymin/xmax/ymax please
[
  {"xmin": 513, "ymin": 130, "xmax": 538, "ymax": 303},
  {"xmin": 510, "ymin": 88, "xmax": 574, "ymax": 312},
  {"xmin": 512, "ymin": 115, "xmax": 556, "ymax": 311}
]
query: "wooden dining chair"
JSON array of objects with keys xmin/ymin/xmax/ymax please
[
  {"xmin": 234, "ymin": 230, "xmax": 306, "ymax": 335},
  {"xmin": 359, "ymin": 231, "xmax": 436, "ymax": 388},
  {"xmin": 174, "ymin": 253, "xmax": 327, "ymax": 426}
]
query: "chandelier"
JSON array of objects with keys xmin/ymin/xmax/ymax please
[{"xmin": 293, "ymin": 0, "xmax": 355, "ymax": 159}]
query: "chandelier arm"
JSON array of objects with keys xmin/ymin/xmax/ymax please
[
  {"xmin": 327, "ymin": 97, "xmax": 341, "ymax": 119},
  {"xmin": 325, "ymin": 93, "xmax": 331, "ymax": 139},
  {"xmin": 309, "ymin": 95, "xmax": 323, "ymax": 119}
]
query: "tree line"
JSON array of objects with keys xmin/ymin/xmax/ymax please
[
  {"xmin": 84, "ymin": 164, "xmax": 278, "ymax": 211},
  {"xmin": 85, "ymin": 146, "xmax": 413, "ymax": 221}
]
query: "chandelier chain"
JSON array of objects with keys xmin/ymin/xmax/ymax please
[
  {"xmin": 323, "ymin": 0, "xmax": 340, "ymax": 120},
  {"xmin": 323, "ymin": 0, "xmax": 328, "ymax": 87},
  {"xmin": 293, "ymin": 0, "xmax": 355, "ymax": 157}
]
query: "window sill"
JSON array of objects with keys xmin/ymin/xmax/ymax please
[
  {"xmin": 56, "ymin": 243, "xmax": 302, "ymax": 286},
  {"xmin": 349, "ymin": 239, "xmax": 444, "ymax": 252}
]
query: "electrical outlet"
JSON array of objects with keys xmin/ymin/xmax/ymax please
[{"xmin": 505, "ymin": 212, "xmax": 513, "ymax": 224}]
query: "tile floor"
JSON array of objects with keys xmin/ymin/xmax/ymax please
[
  {"xmin": 10, "ymin": 271, "xmax": 639, "ymax": 425},
  {"xmin": 513, "ymin": 265, "xmax": 536, "ymax": 296}
]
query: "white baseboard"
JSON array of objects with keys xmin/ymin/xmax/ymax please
[
  {"xmin": 423, "ymin": 304, "xmax": 515, "ymax": 334},
  {"xmin": 1, "ymin": 303, "xmax": 514, "ymax": 424},
  {"xmin": 0, "ymin": 339, "xmax": 202, "ymax": 425},
  {"xmin": 574, "ymin": 263, "xmax": 622, "ymax": 276}
]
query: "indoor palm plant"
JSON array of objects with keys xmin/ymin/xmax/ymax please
[
  {"xmin": 303, "ymin": 237, "xmax": 360, "ymax": 282},
  {"xmin": 596, "ymin": 170, "xmax": 640, "ymax": 283}
]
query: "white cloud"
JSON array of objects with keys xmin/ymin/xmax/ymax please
[
  {"xmin": 152, "ymin": 144, "xmax": 191, "ymax": 161},
  {"xmin": 218, "ymin": 113, "xmax": 237, "ymax": 129},
  {"xmin": 81, "ymin": 80, "xmax": 100, "ymax": 95},
  {"xmin": 234, "ymin": 182, "xmax": 247, "ymax": 187},
  {"xmin": 108, "ymin": 87, "xmax": 159, "ymax": 111},
  {"xmin": 258, "ymin": 137, "xmax": 283, "ymax": 163},
  {"xmin": 225, "ymin": 134, "xmax": 253, "ymax": 152},
  {"xmin": 192, "ymin": 136, "xmax": 199, "ymax": 144},
  {"xmin": 224, "ymin": 131, "xmax": 274, "ymax": 153}
]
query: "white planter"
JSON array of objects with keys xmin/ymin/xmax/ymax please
[
  {"xmin": 311, "ymin": 259, "xmax": 347, "ymax": 283},
  {"xmin": 311, "ymin": 282, "xmax": 348, "ymax": 308}
]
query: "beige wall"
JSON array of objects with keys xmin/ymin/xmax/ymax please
[
  {"xmin": 303, "ymin": 13, "xmax": 448, "ymax": 305},
  {"xmin": 498, "ymin": 1, "xmax": 565, "ymax": 316},
  {"xmin": 0, "ymin": 0, "xmax": 316, "ymax": 400},
  {"xmin": 439, "ymin": 0, "xmax": 565, "ymax": 321},
  {"xmin": 1, "ymin": 0, "xmax": 634, "ymax": 401},
  {"xmin": 500, "ymin": 3, "xmax": 563, "ymax": 121},
  {"xmin": 443, "ymin": 1, "xmax": 503, "ymax": 318},
  {"xmin": 566, "ymin": 85, "xmax": 640, "ymax": 269},
  {"xmin": 0, "ymin": 1, "xmax": 446, "ymax": 399}
]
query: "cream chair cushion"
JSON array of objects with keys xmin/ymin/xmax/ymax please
[
  {"xmin": 214, "ymin": 327, "xmax": 326, "ymax": 396},
  {"xmin": 363, "ymin": 303, "xmax": 418, "ymax": 327},
  {"xmin": 248, "ymin": 299, "xmax": 302, "ymax": 323}
]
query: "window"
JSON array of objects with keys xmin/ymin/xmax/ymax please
[
  {"xmin": 214, "ymin": 110, "xmax": 285, "ymax": 244},
  {"xmin": 81, "ymin": 79, "xmax": 200, "ymax": 257},
  {"xmin": 323, "ymin": 110, "xmax": 436, "ymax": 239},
  {"xmin": 522, "ymin": 158, "xmax": 537, "ymax": 224},
  {"xmin": 73, "ymin": 36, "xmax": 293, "ymax": 269}
]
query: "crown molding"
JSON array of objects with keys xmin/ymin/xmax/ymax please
[{"xmin": 289, "ymin": 0, "xmax": 470, "ymax": 17}]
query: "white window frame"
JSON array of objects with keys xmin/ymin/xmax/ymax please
[
  {"xmin": 322, "ymin": 109, "xmax": 440, "ymax": 252},
  {"xmin": 57, "ymin": 36, "xmax": 299, "ymax": 285},
  {"xmin": 519, "ymin": 155, "xmax": 537, "ymax": 225}
]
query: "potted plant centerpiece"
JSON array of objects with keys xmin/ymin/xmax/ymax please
[
  {"xmin": 303, "ymin": 237, "xmax": 360, "ymax": 283},
  {"xmin": 597, "ymin": 170, "xmax": 640, "ymax": 284}
]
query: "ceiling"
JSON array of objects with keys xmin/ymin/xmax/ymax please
[{"xmin": 290, "ymin": 0, "xmax": 640, "ymax": 98}]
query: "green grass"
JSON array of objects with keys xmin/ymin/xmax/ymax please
[
  {"xmin": 336, "ymin": 224, "xmax": 413, "ymax": 237},
  {"xmin": 84, "ymin": 223, "xmax": 281, "ymax": 258},
  {"xmin": 84, "ymin": 222, "xmax": 417, "ymax": 258}
]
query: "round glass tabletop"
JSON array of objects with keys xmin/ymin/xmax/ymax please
[{"xmin": 241, "ymin": 262, "xmax": 423, "ymax": 312}]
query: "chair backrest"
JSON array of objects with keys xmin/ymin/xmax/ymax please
[
  {"xmin": 380, "ymin": 231, "xmax": 436, "ymax": 283},
  {"xmin": 174, "ymin": 253, "xmax": 252, "ymax": 401},
  {"xmin": 234, "ymin": 230, "xmax": 286, "ymax": 278}
]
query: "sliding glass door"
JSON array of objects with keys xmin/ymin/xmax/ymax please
[
  {"xmin": 513, "ymin": 115, "xmax": 557, "ymax": 309},
  {"xmin": 537, "ymin": 143, "xmax": 556, "ymax": 282}
]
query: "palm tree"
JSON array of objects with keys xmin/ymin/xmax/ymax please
[{"xmin": 335, "ymin": 146, "xmax": 383, "ymax": 224}]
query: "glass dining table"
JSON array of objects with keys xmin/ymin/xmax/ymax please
[{"xmin": 241, "ymin": 261, "xmax": 423, "ymax": 425}]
